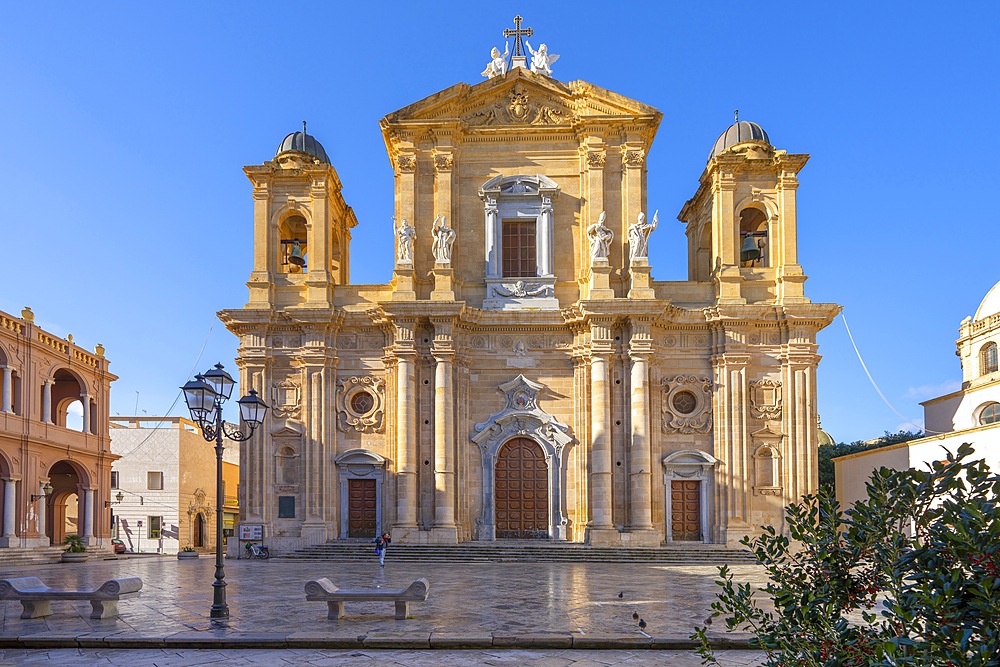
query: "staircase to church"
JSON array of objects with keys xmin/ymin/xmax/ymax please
[
  {"xmin": 0, "ymin": 545, "xmax": 120, "ymax": 571},
  {"xmin": 277, "ymin": 541, "xmax": 758, "ymax": 564}
]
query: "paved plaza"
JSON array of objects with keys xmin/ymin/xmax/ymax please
[{"xmin": 0, "ymin": 555, "xmax": 767, "ymax": 664}]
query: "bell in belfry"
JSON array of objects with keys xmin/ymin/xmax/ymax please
[
  {"xmin": 740, "ymin": 234, "xmax": 761, "ymax": 263},
  {"xmin": 288, "ymin": 240, "xmax": 306, "ymax": 266}
]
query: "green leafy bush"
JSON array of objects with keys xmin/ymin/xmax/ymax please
[{"xmin": 694, "ymin": 443, "xmax": 1000, "ymax": 666}]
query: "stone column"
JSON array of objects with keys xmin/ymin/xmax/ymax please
[
  {"xmin": 82, "ymin": 488, "xmax": 94, "ymax": 543},
  {"xmin": 628, "ymin": 352, "xmax": 655, "ymax": 532},
  {"xmin": 537, "ymin": 196, "xmax": 554, "ymax": 277},
  {"xmin": 395, "ymin": 350, "xmax": 418, "ymax": 533},
  {"xmin": 1, "ymin": 367, "xmax": 11, "ymax": 413},
  {"xmin": 37, "ymin": 482, "xmax": 48, "ymax": 545},
  {"xmin": 1, "ymin": 478, "xmax": 17, "ymax": 543},
  {"xmin": 484, "ymin": 197, "xmax": 499, "ymax": 278},
  {"xmin": 42, "ymin": 380, "xmax": 52, "ymax": 423},
  {"xmin": 432, "ymin": 346, "xmax": 457, "ymax": 541},
  {"xmin": 81, "ymin": 395, "xmax": 91, "ymax": 434},
  {"xmin": 587, "ymin": 327, "xmax": 616, "ymax": 543}
]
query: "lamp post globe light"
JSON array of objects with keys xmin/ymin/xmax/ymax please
[{"xmin": 181, "ymin": 363, "xmax": 268, "ymax": 621}]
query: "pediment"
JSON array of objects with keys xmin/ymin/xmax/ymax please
[
  {"xmin": 382, "ymin": 68, "xmax": 660, "ymax": 130},
  {"xmin": 750, "ymin": 423, "xmax": 784, "ymax": 440}
]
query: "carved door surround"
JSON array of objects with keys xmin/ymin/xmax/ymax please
[
  {"xmin": 479, "ymin": 175, "xmax": 560, "ymax": 310},
  {"xmin": 335, "ymin": 449, "xmax": 386, "ymax": 539},
  {"xmin": 662, "ymin": 449, "xmax": 717, "ymax": 543},
  {"xmin": 471, "ymin": 375, "xmax": 574, "ymax": 540}
]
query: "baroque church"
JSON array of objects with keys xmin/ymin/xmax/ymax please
[{"xmin": 221, "ymin": 23, "xmax": 840, "ymax": 551}]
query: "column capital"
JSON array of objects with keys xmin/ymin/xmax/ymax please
[{"xmin": 0, "ymin": 476, "xmax": 21, "ymax": 484}]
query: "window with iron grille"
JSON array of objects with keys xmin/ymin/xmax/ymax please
[{"xmin": 502, "ymin": 220, "xmax": 536, "ymax": 277}]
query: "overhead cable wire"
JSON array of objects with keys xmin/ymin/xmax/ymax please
[
  {"xmin": 113, "ymin": 317, "xmax": 215, "ymax": 459},
  {"xmin": 840, "ymin": 311, "xmax": 943, "ymax": 434}
]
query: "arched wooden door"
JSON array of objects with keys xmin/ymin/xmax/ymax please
[
  {"xmin": 495, "ymin": 437, "xmax": 549, "ymax": 539},
  {"xmin": 194, "ymin": 513, "xmax": 205, "ymax": 547}
]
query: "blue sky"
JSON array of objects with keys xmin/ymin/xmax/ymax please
[{"xmin": 1, "ymin": 2, "xmax": 996, "ymax": 442}]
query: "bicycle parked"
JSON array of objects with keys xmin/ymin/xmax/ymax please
[{"xmin": 244, "ymin": 542, "xmax": 270, "ymax": 559}]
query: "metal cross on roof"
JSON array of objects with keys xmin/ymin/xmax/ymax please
[{"xmin": 503, "ymin": 15, "xmax": 533, "ymax": 58}]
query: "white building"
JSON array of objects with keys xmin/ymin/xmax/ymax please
[
  {"xmin": 110, "ymin": 417, "xmax": 239, "ymax": 554},
  {"xmin": 835, "ymin": 281, "xmax": 1000, "ymax": 509}
]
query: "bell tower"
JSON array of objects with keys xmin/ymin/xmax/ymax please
[
  {"xmin": 678, "ymin": 116, "xmax": 809, "ymax": 304},
  {"xmin": 243, "ymin": 126, "xmax": 358, "ymax": 310}
]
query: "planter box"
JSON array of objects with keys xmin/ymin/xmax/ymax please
[
  {"xmin": 61, "ymin": 552, "xmax": 89, "ymax": 563},
  {"xmin": 177, "ymin": 552, "xmax": 199, "ymax": 559}
]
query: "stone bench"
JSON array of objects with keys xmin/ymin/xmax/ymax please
[
  {"xmin": 305, "ymin": 577, "xmax": 429, "ymax": 620},
  {"xmin": 0, "ymin": 576, "xmax": 143, "ymax": 619}
]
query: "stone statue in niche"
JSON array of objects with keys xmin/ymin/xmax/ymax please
[
  {"xmin": 431, "ymin": 215, "xmax": 456, "ymax": 263},
  {"xmin": 481, "ymin": 43, "xmax": 509, "ymax": 79},
  {"xmin": 526, "ymin": 41, "xmax": 559, "ymax": 77},
  {"xmin": 628, "ymin": 209, "xmax": 658, "ymax": 262},
  {"xmin": 587, "ymin": 211, "xmax": 613, "ymax": 261},
  {"xmin": 392, "ymin": 216, "xmax": 416, "ymax": 263}
]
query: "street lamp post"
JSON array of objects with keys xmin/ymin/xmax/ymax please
[{"xmin": 181, "ymin": 363, "xmax": 268, "ymax": 622}]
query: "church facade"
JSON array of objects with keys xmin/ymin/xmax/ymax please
[{"xmin": 221, "ymin": 37, "xmax": 840, "ymax": 550}]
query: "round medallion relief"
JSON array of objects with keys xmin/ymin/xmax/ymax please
[
  {"xmin": 672, "ymin": 390, "xmax": 697, "ymax": 415},
  {"xmin": 350, "ymin": 390, "xmax": 375, "ymax": 415}
]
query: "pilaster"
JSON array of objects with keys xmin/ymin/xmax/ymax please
[
  {"xmin": 430, "ymin": 317, "xmax": 458, "ymax": 543},
  {"xmin": 587, "ymin": 320, "xmax": 617, "ymax": 543}
]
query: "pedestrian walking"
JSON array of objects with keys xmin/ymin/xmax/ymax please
[{"xmin": 374, "ymin": 531, "xmax": 391, "ymax": 567}]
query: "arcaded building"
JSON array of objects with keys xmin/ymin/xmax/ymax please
[
  {"xmin": 221, "ymin": 35, "xmax": 839, "ymax": 551},
  {"xmin": 0, "ymin": 307, "xmax": 117, "ymax": 550}
]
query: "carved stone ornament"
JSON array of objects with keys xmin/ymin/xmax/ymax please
[
  {"xmin": 661, "ymin": 375, "xmax": 713, "ymax": 434},
  {"xmin": 494, "ymin": 281, "xmax": 549, "ymax": 298},
  {"xmin": 271, "ymin": 379, "xmax": 301, "ymax": 420},
  {"xmin": 586, "ymin": 151, "xmax": 606, "ymax": 168},
  {"xmin": 433, "ymin": 154, "xmax": 453, "ymax": 171},
  {"xmin": 749, "ymin": 378, "xmax": 783, "ymax": 420},
  {"xmin": 464, "ymin": 84, "xmax": 569, "ymax": 126},
  {"xmin": 624, "ymin": 149, "xmax": 646, "ymax": 167},
  {"xmin": 396, "ymin": 155, "xmax": 416, "ymax": 172},
  {"xmin": 336, "ymin": 376, "xmax": 385, "ymax": 433}
]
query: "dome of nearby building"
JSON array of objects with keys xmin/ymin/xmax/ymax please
[
  {"xmin": 709, "ymin": 120, "xmax": 770, "ymax": 160},
  {"xmin": 974, "ymin": 279, "xmax": 1000, "ymax": 321},
  {"xmin": 817, "ymin": 428, "xmax": 835, "ymax": 447},
  {"xmin": 276, "ymin": 129, "xmax": 330, "ymax": 164}
]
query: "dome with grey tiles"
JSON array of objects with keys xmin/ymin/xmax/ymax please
[
  {"xmin": 276, "ymin": 130, "xmax": 330, "ymax": 164},
  {"xmin": 709, "ymin": 120, "xmax": 770, "ymax": 160}
]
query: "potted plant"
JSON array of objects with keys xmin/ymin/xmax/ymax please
[
  {"xmin": 61, "ymin": 534, "xmax": 88, "ymax": 563},
  {"xmin": 177, "ymin": 545, "xmax": 199, "ymax": 559}
]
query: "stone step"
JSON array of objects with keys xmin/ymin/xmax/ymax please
[{"xmin": 277, "ymin": 542, "xmax": 757, "ymax": 564}]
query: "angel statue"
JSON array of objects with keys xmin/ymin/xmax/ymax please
[
  {"xmin": 627, "ymin": 209, "xmax": 658, "ymax": 262},
  {"xmin": 392, "ymin": 216, "xmax": 416, "ymax": 263},
  {"xmin": 526, "ymin": 41, "xmax": 559, "ymax": 77},
  {"xmin": 431, "ymin": 215, "xmax": 457, "ymax": 264},
  {"xmin": 481, "ymin": 42, "xmax": 509, "ymax": 79},
  {"xmin": 587, "ymin": 211, "xmax": 613, "ymax": 261}
]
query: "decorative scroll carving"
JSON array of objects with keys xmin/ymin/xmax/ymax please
[
  {"xmin": 494, "ymin": 281, "xmax": 549, "ymax": 298},
  {"xmin": 749, "ymin": 378, "xmax": 783, "ymax": 420},
  {"xmin": 336, "ymin": 376, "xmax": 385, "ymax": 432},
  {"xmin": 271, "ymin": 379, "xmax": 301, "ymax": 420},
  {"xmin": 661, "ymin": 375, "xmax": 712, "ymax": 434}
]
